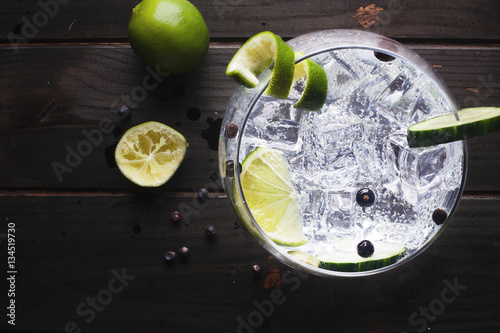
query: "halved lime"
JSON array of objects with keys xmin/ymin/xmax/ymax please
[
  {"xmin": 239, "ymin": 147, "xmax": 307, "ymax": 246},
  {"xmin": 318, "ymin": 242, "xmax": 406, "ymax": 272},
  {"xmin": 226, "ymin": 31, "xmax": 295, "ymax": 99},
  {"xmin": 407, "ymin": 107, "xmax": 500, "ymax": 147},
  {"xmin": 292, "ymin": 52, "xmax": 328, "ymax": 111},
  {"xmin": 115, "ymin": 121, "xmax": 187, "ymax": 187}
]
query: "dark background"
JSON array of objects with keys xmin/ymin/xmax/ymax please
[{"xmin": 0, "ymin": 0, "xmax": 499, "ymax": 332}]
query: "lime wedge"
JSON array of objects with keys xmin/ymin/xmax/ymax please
[
  {"xmin": 292, "ymin": 52, "xmax": 328, "ymax": 111},
  {"xmin": 115, "ymin": 121, "xmax": 187, "ymax": 187},
  {"xmin": 226, "ymin": 31, "xmax": 295, "ymax": 99},
  {"xmin": 407, "ymin": 107, "xmax": 500, "ymax": 147},
  {"xmin": 239, "ymin": 147, "xmax": 307, "ymax": 246},
  {"xmin": 318, "ymin": 242, "xmax": 406, "ymax": 272}
]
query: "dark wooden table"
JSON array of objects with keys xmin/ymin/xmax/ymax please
[{"xmin": 0, "ymin": 1, "xmax": 499, "ymax": 332}]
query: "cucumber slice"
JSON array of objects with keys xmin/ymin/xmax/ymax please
[
  {"xmin": 407, "ymin": 107, "xmax": 500, "ymax": 147},
  {"xmin": 318, "ymin": 242, "xmax": 406, "ymax": 272}
]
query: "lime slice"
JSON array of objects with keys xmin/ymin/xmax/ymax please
[
  {"xmin": 226, "ymin": 31, "xmax": 295, "ymax": 99},
  {"xmin": 239, "ymin": 147, "xmax": 307, "ymax": 246},
  {"xmin": 115, "ymin": 121, "xmax": 187, "ymax": 187},
  {"xmin": 318, "ymin": 242, "xmax": 406, "ymax": 272},
  {"xmin": 288, "ymin": 250, "xmax": 320, "ymax": 267},
  {"xmin": 407, "ymin": 107, "xmax": 500, "ymax": 147},
  {"xmin": 292, "ymin": 52, "xmax": 328, "ymax": 111}
]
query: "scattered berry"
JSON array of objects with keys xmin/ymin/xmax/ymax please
[
  {"xmin": 178, "ymin": 246, "xmax": 190, "ymax": 259},
  {"xmin": 198, "ymin": 187, "xmax": 209, "ymax": 202},
  {"xmin": 118, "ymin": 105, "xmax": 130, "ymax": 120},
  {"xmin": 170, "ymin": 210, "xmax": 181, "ymax": 223},
  {"xmin": 252, "ymin": 264, "xmax": 261, "ymax": 276},
  {"xmin": 164, "ymin": 250, "xmax": 176, "ymax": 263},
  {"xmin": 357, "ymin": 240, "xmax": 375, "ymax": 258},
  {"xmin": 356, "ymin": 188, "xmax": 375, "ymax": 207},
  {"xmin": 225, "ymin": 122, "xmax": 239, "ymax": 139},
  {"xmin": 432, "ymin": 208, "xmax": 448, "ymax": 225},
  {"xmin": 205, "ymin": 225, "xmax": 216, "ymax": 238},
  {"xmin": 374, "ymin": 51, "xmax": 395, "ymax": 62}
]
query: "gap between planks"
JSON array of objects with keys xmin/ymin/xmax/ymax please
[
  {"xmin": 0, "ymin": 189, "xmax": 497, "ymax": 200},
  {"xmin": 0, "ymin": 188, "xmax": 227, "ymax": 198},
  {"xmin": 0, "ymin": 39, "xmax": 499, "ymax": 50}
]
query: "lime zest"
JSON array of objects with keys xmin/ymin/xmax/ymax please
[
  {"xmin": 292, "ymin": 52, "xmax": 328, "ymax": 111},
  {"xmin": 226, "ymin": 31, "xmax": 296, "ymax": 98},
  {"xmin": 226, "ymin": 33, "xmax": 329, "ymax": 109}
]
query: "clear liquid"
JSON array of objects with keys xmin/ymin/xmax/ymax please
[{"xmin": 237, "ymin": 48, "xmax": 463, "ymax": 259}]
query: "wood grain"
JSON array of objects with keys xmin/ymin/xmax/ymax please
[
  {"xmin": 0, "ymin": 0, "xmax": 499, "ymax": 42},
  {"xmin": 0, "ymin": 44, "xmax": 499, "ymax": 191},
  {"xmin": 0, "ymin": 194, "xmax": 498, "ymax": 332},
  {"xmin": 1, "ymin": 1, "xmax": 499, "ymax": 333}
]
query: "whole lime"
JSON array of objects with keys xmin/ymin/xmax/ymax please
[{"xmin": 128, "ymin": 0, "xmax": 210, "ymax": 75}]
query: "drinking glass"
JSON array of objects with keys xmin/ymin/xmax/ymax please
[{"xmin": 219, "ymin": 30, "xmax": 467, "ymax": 277}]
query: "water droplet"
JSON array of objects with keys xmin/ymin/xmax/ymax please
[
  {"xmin": 187, "ymin": 107, "xmax": 201, "ymax": 121},
  {"xmin": 132, "ymin": 224, "xmax": 141, "ymax": 233}
]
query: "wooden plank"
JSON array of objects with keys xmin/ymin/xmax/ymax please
[
  {"xmin": 0, "ymin": 44, "xmax": 499, "ymax": 191},
  {"xmin": 0, "ymin": 194, "xmax": 499, "ymax": 332},
  {"xmin": 0, "ymin": 44, "xmax": 228, "ymax": 191},
  {"xmin": 0, "ymin": 0, "xmax": 499, "ymax": 42}
]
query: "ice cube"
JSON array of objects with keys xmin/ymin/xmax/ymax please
[
  {"xmin": 301, "ymin": 111, "xmax": 362, "ymax": 189},
  {"xmin": 405, "ymin": 95, "xmax": 431, "ymax": 127},
  {"xmin": 382, "ymin": 136, "xmax": 403, "ymax": 193},
  {"xmin": 385, "ymin": 135, "xmax": 449, "ymax": 206},
  {"xmin": 322, "ymin": 122, "xmax": 363, "ymax": 163},
  {"xmin": 376, "ymin": 70, "xmax": 421, "ymax": 123},
  {"xmin": 441, "ymin": 141, "xmax": 464, "ymax": 191},
  {"xmin": 326, "ymin": 49, "xmax": 375, "ymax": 101},
  {"xmin": 353, "ymin": 138, "xmax": 384, "ymax": 185},
  {"xmin": 330, "ymin": 50, "xmax": 361, "ymax": 79},
  {"xmin": 348, "ymin": 89, "xmax": 372, "ymax": 119},
  {"xmin": 393, "ymin": 87, "xmax": 423, "ymax": 124},
  {"xmin": 249, "ymin": 98, "xmax": 303, "ymax": 150},
  {"xmin": 300, "ymin": 190, "xmax": 325, "ymax": 221},
  {"xmin": 300, "ymin": 190, "xmax": 328, "ymax": 242},
  {"xmin": 377, "ymin": 72, "xmax": 412, "ymax": 103},
  {"xmin": 375, "ymin": 188, "xmax": 418, "ymax": 225},
  {"xmin": 288, "ymin": 77, "xmax": 306, "ymax": 101},
  {"xmin": 332, "ymin": 48, "xmax": 381, "ymax": 81},
  {"xmin": 301, "ymin": 119, "xmax": 327, "ymax": 174},
  {"xmin": 414, "ymin": 143, "xmax": 463, "ymax": 220},
  {"xmin": 417, "ymin": 146, "xmax": 447, "ymax": 185},
  {"xmin": 325, "ymin": 191, "xmax": 354, "ymax": 234}
]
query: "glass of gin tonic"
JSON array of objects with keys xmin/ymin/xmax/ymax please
[{"xmin": 219, "ymin": 30, "xmax": 467, "ymax": 277}]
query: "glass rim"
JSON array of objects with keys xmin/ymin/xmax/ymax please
[{"xmin": 229, "ymin": 29, "xmax": 468, "ymax": 277}]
